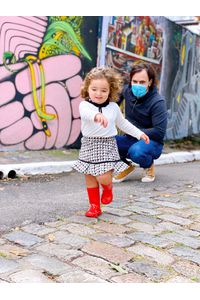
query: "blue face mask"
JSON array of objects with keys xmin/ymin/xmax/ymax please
[{"xmin": 131, "ymin": 84, "xmax": 147, "ymax": 98}]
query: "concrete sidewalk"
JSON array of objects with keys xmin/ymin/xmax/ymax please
[{"xmin": 0, "ymin": 147, "xmax": 200, "ymax": 178}]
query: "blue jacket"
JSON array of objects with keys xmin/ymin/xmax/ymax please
[{"xmin": 119, "ymin": 85, "xmax": 168, "ymax": 144}]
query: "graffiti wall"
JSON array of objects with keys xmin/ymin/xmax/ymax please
[
  {"xmin": 0, "ymin": 16, "xmax": 99, "ymax": 151},
  {"xmin": 101, "ymin": 16, "xmax": 200, "ymax": 140}
]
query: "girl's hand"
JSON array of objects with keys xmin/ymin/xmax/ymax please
[
  {"xmin": 94, "ymin": 113, "xmax": 108, "ymax": 128},
  {"xmin": 140, "ymin": 133, "xmax": 150, "ymax": 144}
]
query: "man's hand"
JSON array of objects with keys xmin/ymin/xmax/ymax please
[
  {"xmin": 140, "ymin": 133, "xmax": 150, "ymax": 144},
  {"xmin": 94, "ymin": 113, "xmax": 108, "ymax": 128}
]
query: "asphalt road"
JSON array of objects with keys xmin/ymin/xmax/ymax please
[{"xmin": 0, "ymin": 161, "xmax": 200, "ymax": 232}]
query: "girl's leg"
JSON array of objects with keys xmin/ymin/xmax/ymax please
[
  {"xmin": 84, "ymin": 174, "xmax": 102, "ymax": 218},
  {"xmin": 97, "ymin": 170, "xmax": 113, "ymax": 205}
]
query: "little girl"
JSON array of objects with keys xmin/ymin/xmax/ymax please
[{"xmin": 73, "ymin": 67, "xmax": 149, "ymax": 218}]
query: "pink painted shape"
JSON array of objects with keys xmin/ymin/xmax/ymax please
[
  {"xmin": 0, "ymin": 142, "xmax": 25, "ymax": 151},
  {"xmin": 44, "ymin": 83, "xmax": 72, "ymax": 148},
  {"xmin": 67, "ymin": 119, "xmax": 81, "ymax": 145},
  {"xmin": 25, "ymin": 131, "xmax": 46, "ymax": 150},
  {"xmin": 71, "ymin": 96, "xmax": 83, "ymax": 118},
  {"xmin": 0, "ymin": 82, "xmax": 16, "ymax": 105},
  {"xmin": 65, "ymin": 75, "xmax": 83, "ymax": 98},
  {"xmin": 5, "ymin": 30, "xmax": 41, "ymax": 53},
  {"xmin": 30, "ymin": 111, "xmax": 43, "ymax": 130},
  {"xmin": 0, "ymin": 16, "xmax": 48, "ymax": 64},
  {"xmin": 0, "ymin": 62, "xmax": 26, "ymax": 81},
  {"xmin": 0, "ymin": 117, "xmax": 33, "ymax": 145},
  {"xmin": 23, "ymin": 94, "xmax": 36, "ymax": 111},
  {"xmin": 44, "ymin": 107, "xmax": 58, "ymax": 149},
  {"xmin": 15, "ymin": 55, "xmax": 81, "ymax": 94},
  {"xmin": 0, "ymin": 101, "xmax": 24, "ymax": 129}
]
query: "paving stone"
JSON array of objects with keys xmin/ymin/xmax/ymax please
[
  {"xmin": 90, "ymin": 233, "xmax": 135, "ymax": 247},
  {"xmin": 129, "ymin": 215, "xmax": 161, "ymax": 225},
  {"xmin": 35, "ymin": 243, "xmax": 83, "ymax": 261},
  {"xmin": 126, "ymin": 206, "xmax": 160, "ymax": 216},
  {"xmin": 154, "ymin": 201, "xmax": 189, "ymax": 209},
  {"xmin": 189, "ymin": 223, "xmax": 200, "ymax": 232},
  {"xmin": 98, "ymin": 213, "xmax": 132, "ymax": 225},
  {"xmin": 24, "ymin": 254, "xmax": 73, "ymax": 275},
  {"xmin": 127, "ymin": 244, "xmax": 174, "ymax": 265},
  {"xmin": 176, "ymin": 229, "xmax": 200, "ymax": 237},
  {"xmin": 162, "ymin": 233, "xmax": 200, "ymax": 249},
  {"xmin": 21, "ymin": 223, "xmax": 56, "ymax": 236},
  {"xmin": 166, "ymin": 276, "xmax": 194, "ymax": 283},
  {"xmin": 44, "ymin": 220, "xmax": 66, "ymax": 228},
  {"xmin": 133, "ymin": 202, "xmax": 159, "ymax": 209},
  {"xmin": 53, "ymin": 231, "xmax": 89, "ymax": 248},
  {"xmin": 9, "ymin": 269, "xmax": 53, "ymax": 283},
  {"xmin": 157, "ymin": 214, "xmax": 193, "ymax": 225},
  {"xmin": 92, "ymin": 221, "xmax": 129, "ymax": 235},
  {"xmin": 111, "ymin": 272, "xmax": 151, "ymax": 283},
  {"xmin": 130, "ymin": 196, "xmax": 151, "ymax": 202},
  {"xmin": 81, "ymin": 241, "xmax": 133, "ymax": 264},
  {"xmin": 155, "ymin": 221, "xmax": 182, "ymax": 232},
  {"xmin": 3, "ymin": 231, "xmax": 43, "ymax": 247},
  {"xmin": 57, "ymin": 270, "xmax": 107, "ymax": 283},
  {"xmin": 126, "ymin": 222, "xmax": 155, "ymax": 232},
  {"xmin": 66, "ymin": 215, "xmax": 98, "ymax": 225},
  {"xmin": 187, "ymin": 199, "xmax": 200, "ymax": 208},
  {"xmin": 109, "ymin": 201, "xmax": 132, "ymax": 208},
  {"xmin": 0, "ymin": 279, "xmax": 8, "ymax": 283},
  {"xmin": 172, "ymin": 260, "xmax": 200, "ymax": 281},
  {"xmin": 102, "ymin": 207, "xmax": 132, "ymax": 217},
  {"xmin": 127, "ymin": 232, "xmax": 173, "ymax": 248},
  {"xmin": 72, "ymin": 255, "xmax": 118, "ymax": 279},
  {"xmin": 125, "ymin": 261, "xmax": 170, "ymax": 282},
  {"xmin": 0, "ymin": 244, "xmax": 29, "ymax": 259},
  {"xmin": 58, "ymin": 223, "xmax": 96, "ymax": 236},
  {"xmin": 0, "ymin": 257, "xmax": 19, "ymax": 274},
  {"xmin": 169, "ymin": 247, "xmax": 200, "ymax": 265}
]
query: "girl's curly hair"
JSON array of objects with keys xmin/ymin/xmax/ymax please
[{"xmin": 81, "ymin": 66, "xmax": 123, "ymax": 102}]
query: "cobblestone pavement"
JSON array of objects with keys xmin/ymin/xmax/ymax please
[{"xmin": 0, "ymin": 178, "xmax": 200, "ymax": 283}]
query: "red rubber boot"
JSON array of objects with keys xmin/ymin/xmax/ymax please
[
  {"xmin": 85, "ymin": 186, "xmax": 102, "ymax": 218},
  {"xmin": 101, "ymin": 183, "xmax": 113, "ymax": 205}
]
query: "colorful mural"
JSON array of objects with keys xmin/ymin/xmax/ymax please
[
  {"xmin": 102, "ymin": 16, "xmax": 200, "ymax": 139},
  {"xmin": 105, "ymin": 16, "xmax": 163, "ymax": 83},
  {"xmin": 160, "ymin": 20, "xmax": 200, "ymax": 139},
  {"xmin": 0, "ymin": 16, "xmax": 98, "ymax": 150}
]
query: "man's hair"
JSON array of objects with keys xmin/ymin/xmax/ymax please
[
  {"xmin": 129, "ymin": 61, "xmax": 157, "ymax": 90},
  {"xmin": 81, "ymin": 66, "xmax": 123, "ymax": 102}
]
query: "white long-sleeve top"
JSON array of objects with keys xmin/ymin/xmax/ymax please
[{"xmin": 79, "ymin": 100, "xmax": 144, "ymax": 140}]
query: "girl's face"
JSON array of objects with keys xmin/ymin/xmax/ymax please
[{"xmin": 88, "ymin": 78, "xmax": 110, "ymax": 104}]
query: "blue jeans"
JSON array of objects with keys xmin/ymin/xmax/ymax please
[{"xmin": 116, "ymin": 135, "xmax": 163, "ymax": 169}]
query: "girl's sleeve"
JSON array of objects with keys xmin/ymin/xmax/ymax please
[
  {"xmin": 79, "ymin": 101, "xmax": 98, "ymax": 122},
  {"xmin": 115, "ymin": 104, "xmax": 144, "ymax": 140}
]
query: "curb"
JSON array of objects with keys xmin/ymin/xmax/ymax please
[
  {"xmin": 154, "ymin": 150, "xmax": 200, "ymax": 165},
  {"xmin": 0, "ymin": 161, "xmax": 76, "ymax": 179},
  {"xmin": 0, "ymin": 151, "xmax": 200, "ymax": 178}
]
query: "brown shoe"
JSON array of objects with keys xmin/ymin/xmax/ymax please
[
  {"xmin": 141, "ymin": 163, "xmax": 155, "ymax": 182},
  {"xmin": 113, "ymin": 164, "xmax": 136, "ymax": 183}
]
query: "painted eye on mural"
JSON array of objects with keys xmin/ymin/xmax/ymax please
[{"xmin": 0, "ymin": 16, "xmax": 96, "ymax": 151}]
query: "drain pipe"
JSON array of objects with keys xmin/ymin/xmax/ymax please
[
  {"xmin": 7, "ymin": 170, "xmax": 17, "ymax": 179},
  {"xmin": 0, "ymin": 171, "xmax": 4, "ymax": 179},
  {"xmin": 0, "ymin": 167, "xmax": 17, "ymax": 179}
]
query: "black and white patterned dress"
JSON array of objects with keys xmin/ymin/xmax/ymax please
[{"xmin": 73, "ymin": 99, "xmax": 143, "ymax": 176}]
